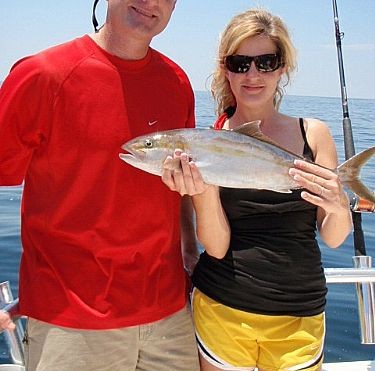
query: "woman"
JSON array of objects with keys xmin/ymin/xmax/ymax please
[{"xmin": 162, "ymin": 8, "xmax": 352, "ymax": 371}]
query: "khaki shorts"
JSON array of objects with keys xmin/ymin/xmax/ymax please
[
  {"xmin": 192, "ymin": 288, "xmax": 325, "ymax": 371},
  {"xmin": 24, "ymin": 305, "xmax": 199, "ymax": 371}
]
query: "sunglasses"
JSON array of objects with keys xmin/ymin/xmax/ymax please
[{"xmin": 224, "ymin": 53, "xmax": 282, "ymax": 73}]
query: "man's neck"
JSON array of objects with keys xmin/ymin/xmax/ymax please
[{"xmin": 90, "ymin": 26, "xmax": 151, "ymax": 60}]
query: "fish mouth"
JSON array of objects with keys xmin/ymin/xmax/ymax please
[
  {"xmin": 119, "ymin": 142, "xmax": 147, "ymax": 164},
  {"xmin": 119, "ymin": 148, "xmax": 162, "ymax": 177},
  {"xmin": 119, "ymin": 152, "xmax": 135, "ymax": 161},
  {"xmin": 119, "ymin": 152, "xmax": 146, "ymax": 170},
  {"xmin": 119, "ymin": 150, "xmax": 145, "ymax": 161}
]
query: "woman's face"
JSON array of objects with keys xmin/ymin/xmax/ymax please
[{"xmin": 225, "ymin": 34, "xmax": 285, "ymax": 109}]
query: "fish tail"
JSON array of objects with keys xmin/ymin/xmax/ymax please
[{"xmin": 337, "ymin": 146, "xmax": 375, "ymax": 203}]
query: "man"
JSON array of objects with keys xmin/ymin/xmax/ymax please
[{"xmin": 0, "ymin": 0, "xmax": 200, "ymax": 370}]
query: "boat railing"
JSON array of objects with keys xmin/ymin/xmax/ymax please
[
  {"xmin": 0, "ymin": 260, "xmax": 375, "ymax": 368},
  {"xmin": 325, "ymin": 255, "xmax": 375, "ymax": 345}
]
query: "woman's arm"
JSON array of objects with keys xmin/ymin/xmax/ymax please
[
  {"xmin": 162, "ymin": 150, "xmax": 230, "ymax": 258},
  {"xmin": 289, "ymin": 118, "xmax": 352, "ymax": 248},
  {"xmin": 191, "ymin": 185, "xmax": 230, "ymax": 259}
]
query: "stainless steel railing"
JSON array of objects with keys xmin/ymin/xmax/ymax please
[
  {"xmin": 325, "ymin": 257, "xmax": 375, "ymax": 344},
  {"xmin": 353, "ymin": 256, "xmax": 375, "ymax": 345}
]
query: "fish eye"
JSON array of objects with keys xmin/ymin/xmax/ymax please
[{"xmin": 144, "ymin": 139, "xmax": 153, "ymax": 148}]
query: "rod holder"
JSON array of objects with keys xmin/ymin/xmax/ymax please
[
  {"xmin": 0, "ymin": 282, "xmax": 25, "ymax": 365},
  {"xmin": 352, "ymin": 256, "xmax": 375, "ymax": 344}
]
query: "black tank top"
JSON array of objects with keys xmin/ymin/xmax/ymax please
[{"xmin": 192, "ymin": 118, "xmax": 327, "ymax": 316}]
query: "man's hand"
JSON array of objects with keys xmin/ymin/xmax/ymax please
[{"xmin": 0, "ymin": 310, "xmax": 16, "ymax": 332}]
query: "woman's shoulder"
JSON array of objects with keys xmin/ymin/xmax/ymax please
[
  {"xmin": 304, "ymin": 117, "xmax": 333, "ymax": 144},
  {"xmin": 304, "ymin": 117, "xmax": 331, "ymax": 134},
  {"xmin": 304, "ymin": 117, "xmax": 337, "ymax": 166}
]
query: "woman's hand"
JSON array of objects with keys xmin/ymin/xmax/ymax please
[
  {"xmin": 289, "ymin": 159, "xmax": 350, "ymax": 213},
  {"xmin": 162, "ymin": 149, "xmax": 210, "ymax": 196}
]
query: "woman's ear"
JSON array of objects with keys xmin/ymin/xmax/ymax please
[{"xmin": 221, "ymin": 62, "xmax": 229, "ymax": 79}]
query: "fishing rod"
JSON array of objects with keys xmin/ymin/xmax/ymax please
[
  {"xmin": 331, "ymin": 0, "xmax": 371, "ymax": 256},
  {"xmin": 332, "ymin": 3, "xmax": 375, "ymax": 346}
]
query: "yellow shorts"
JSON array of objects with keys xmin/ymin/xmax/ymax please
[{"xmin": 191, "ymin": 288, "xmax": 325, "ymax": 371}]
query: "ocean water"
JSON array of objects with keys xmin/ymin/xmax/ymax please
[{"xmin": 0, "ymin": 92, "xmax": 374, "ymax": 364}]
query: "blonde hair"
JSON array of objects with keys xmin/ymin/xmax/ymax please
[{"xmin": 211, "ymin": 8, "xmax": 297, "ymax": 115}]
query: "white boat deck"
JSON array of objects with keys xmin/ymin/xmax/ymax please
[{"xmin": 323, "ymin": 360, "xmax": 375, "ymax": 370}]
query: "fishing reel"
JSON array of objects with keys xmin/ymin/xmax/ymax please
[{"xmin": 350, "ymin": 194, "xmax": 375, "ymax": 213}]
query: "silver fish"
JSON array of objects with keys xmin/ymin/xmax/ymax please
[{"xmin": 119, "ymin": 121, "xmax": 375, "ymax": 202}]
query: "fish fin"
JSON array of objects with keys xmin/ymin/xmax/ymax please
[
  {"xmin": 233, "ymin": 121, "xmax": 305, "ymax": 159},
  {"xmin": 232, "ymin": 121, "xmax": 281, "ymax": 148},
  {"xmin": 337, "ymin": 146, "xmax": 375, "ymax": 203}
]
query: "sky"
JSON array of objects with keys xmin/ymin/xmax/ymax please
[{"xmin": 1, "ymin": 0, "xmax": 374, "ymax": 99}]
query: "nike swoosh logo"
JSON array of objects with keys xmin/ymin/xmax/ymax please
[{"xmin": 148, "ymin": 120, "xmax": 158, "ymax": 126}]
